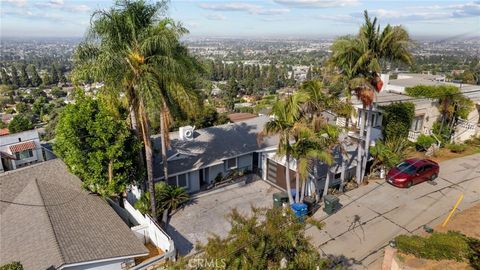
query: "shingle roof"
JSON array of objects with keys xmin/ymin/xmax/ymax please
[
  {"xmin": 0, "ymin": 159, "xmax": 148, "ymax": 269},
  {"xmin": 152, "ymin": 116, "xmax": 278, "ymax": 178},
  {"xmin": 9, "ymin": 141, "xmax": 36, "ymax": 153}
]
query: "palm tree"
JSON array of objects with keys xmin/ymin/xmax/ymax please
[
  {"xmin": 158, "ymin": 185, "xmax": 189, "ymax": 227},
  {"xmin": 329, "ymin": 10, "xmax": 413, "ymax": 184},
  {"xmin": 260, "ymin": 94, "xmax": 305, "ymax": 204},
  {"xmin": 73, "ymin": 1, "xmax": 201, "ymax": 218}
]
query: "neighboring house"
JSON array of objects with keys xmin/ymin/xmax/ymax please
[
  {"xmin": 152, "ymin": 116, "xmax": 358, "ymax": 195},
  {"xmin": 227, "ymin": 112, "xmax": 257, "ymax": 123},
  {"xmin": 0, "ymin": 159, "xmax": 149, "ymax": 270},
  {"xmin": 342, "ymin": 73, "xmax": 480, "ymax": 144},
  {"xmin": 0, "ymin": 129, "xmax": 45, "ymax": 172}
]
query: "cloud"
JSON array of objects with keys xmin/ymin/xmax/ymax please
[
  {"xmin": 451, "ymin": 1, "xmax": 480, "ymax": 17},
  {"xmin": 199, "ymin": 2, "xmax": 290, "ymax": 15},
  {"xmin": 273, "ymin": 0, "xmax": 359, "ymax": 8},
  {"xmin": 1, "ymin": 0, "xmax": 27, "ymax": 7},
  {"xmin": 205, "ymin": 14, "xmax": 226, "ymax": 21},
  {"xmin": 66, "ymin": 4, "xmax": 91, "ymax": 13}
]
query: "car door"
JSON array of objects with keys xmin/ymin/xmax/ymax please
[
  {"xmin": 414, "ymin": 166, "xmax": 425, "ymax": 184},
  {"xmin": 423, "ymin": 165, "xmax": 433, "ymax": 181}
]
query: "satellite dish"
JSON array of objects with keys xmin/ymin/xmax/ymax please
[{"xmin": 179, "ymin": 125, "xmax": 195, "ymax": 141}]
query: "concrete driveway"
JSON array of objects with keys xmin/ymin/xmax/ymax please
[
  {"xmin": 305, "ymin": 154, "xmax": 480, "ymax": 269},
  {"xmin": 167, "ymin": 180, "xmax": 279, "ymax": 256}
]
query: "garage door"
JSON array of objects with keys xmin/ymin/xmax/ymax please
[{"xmin": 267, "ymin": 159, "xmax": 295, "ymax": 190}]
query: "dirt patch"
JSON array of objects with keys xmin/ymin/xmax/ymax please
[
  {"xmin": 397, "ymin": 253, "xmax": 472, "ymax": 270},
  {"xmin": 434, "ymin": 203, "xmax": 480, "ymax": 239},
  {"xmin": 405, "ymin": 147, "xmax": 480, "ymax": 163}
]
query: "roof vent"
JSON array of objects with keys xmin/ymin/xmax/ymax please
[{"xmin": 179, "ymin": 126, "xmax": 195, "ymax": 141}]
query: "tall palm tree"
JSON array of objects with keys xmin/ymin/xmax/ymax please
[
  {"xmin": 329, "ymin": 10, "xmax": 413, "ymax": 184},
  {"xmin": 260, "ymin": 94, "xmax": 305, "ymax": 204},
  {"xmin": 73, "ymin": 1, "xmax": 201, "ymax": 218}
]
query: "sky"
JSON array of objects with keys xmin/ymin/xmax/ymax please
[{"xmin": 1, "ymin": 0, "xmax": 479, "ymax": 39}]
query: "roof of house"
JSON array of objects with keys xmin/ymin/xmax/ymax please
[
  {"xmin": 152, "ymin": 116, "xmax": 278, "ymax": 178},
  {"xmin": 0, "ymin": 159, "xmax": 148, "ymax": 270},
  {"xmin": 9, "ymin": 141, "xmax": 36, "ymax": 153}
]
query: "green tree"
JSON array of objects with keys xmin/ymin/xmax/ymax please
[
  {"xmin": 380, "ymin": 102, "xmax": 415, "ymax": 140},
  {"xmin": 51, "ymin": 86, "xmax": 67, "ymax": 98},
  {"xmin": 8, "ymin": 114, "xmax": 33, "ymax": 133},
  {"xmin": 1, "ymin": 68, "xmax": 10, "ymax": 85},
  {"xmin": 15, "ymin": 102, "xmax": 29, "ymax": 113},
  {"xmin": 50, "ymin": 64, "xmax": 59, "ymax": 85},
  {"xmin": 171, "ymin": 207, "xmax": 326, "ymax": 269},
  {"xmin": 224, "ymin": 77, "xmax": 238, "ymax": 111},
  {"xmin": 74, "ymin": 0, "xmax": 202, "ymax": 217},
  {"xmin": 54, "ymin": 92, "xmax": 141, "ymax": 198},
  {"xmin": 10, "ymin": 66, "xmax": 20, "ymax": 89},
  {"xmin": 29, "ymin": 65, "xmax": 42, "ymax": 87},
  {"xmin": 0, "ymin": 262, "xmax": 23, "ymax": 270},
  {"xmin": 18, "ymin": 64, "xmax": 31, "ymax": 87}
]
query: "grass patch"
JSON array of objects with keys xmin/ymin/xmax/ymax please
[{"xmin": 395, "ymin": 231, "xmax": 480, "ymax": 269}]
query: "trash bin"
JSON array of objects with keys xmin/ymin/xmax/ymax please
[
  {"xmin": 323, "ymin": 194, "xmax": 340, "ymax": 214},
  {"xmin": 273, "ymin": 192, "xmax": 289, "ymax": 208},
  {"xmin": 303, "ymin": 196, "xmax": 316, "ymax": 215},
  {"xmin": 291, "ymin": 203, "xmax": 308, "ymax": 222}
]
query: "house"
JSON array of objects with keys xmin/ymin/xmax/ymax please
[
  {"xmin": 0, "ymin": 129, "xmax": 45, "ymax": 172},
  {"xmin": 343, "ymin": 73, "xmax": 480, "ymax": 144},
  {"xmin": 227, "ymin": 112, "xmax": 257, "ymax": 123},
  {"xmin": 0, "ymin": 159, "xmax": 149, "ymax": 270},
  {"xmin": 152, "ymin": 116, "xmax": 359, "ymax": 196}
]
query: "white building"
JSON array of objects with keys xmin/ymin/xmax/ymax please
[{"xmin": 0, "ymin": 129, "xmax": 45, "ymax": 172}]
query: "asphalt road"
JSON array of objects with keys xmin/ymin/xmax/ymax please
[{"xmin": 305, "ymin": 154, "xmax": 480, "ymax": 269}]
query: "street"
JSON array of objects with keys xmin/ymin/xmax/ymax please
[{"xmin": 305, "ymin": 154, "xmax": 480, "ymax": 269}]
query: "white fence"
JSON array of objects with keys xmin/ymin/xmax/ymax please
[{"xmin": 124, "ymin": 200, "xmax": 174, "ymax": 254}]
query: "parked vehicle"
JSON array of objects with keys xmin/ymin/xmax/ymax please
[{"xmin": 386, "ymin": 158, "xmax": 439, "ymax": 188}]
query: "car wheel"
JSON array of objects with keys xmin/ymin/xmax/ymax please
[
  {"xmin": 430, "ymin": 173, "xmax": 438, "ymax": 181},
  {"xmin": 406, "ymin": 181, "xmax": 413, "ymax": 188}
]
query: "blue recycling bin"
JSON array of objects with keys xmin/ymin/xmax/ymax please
[{"xmin": 290, "ymin": 203, "xmax": 308, "ymax": 222}]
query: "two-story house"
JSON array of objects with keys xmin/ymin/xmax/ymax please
[{"xmin": 0, "ymin": 129, "xmax": 45, "ymax": 172}]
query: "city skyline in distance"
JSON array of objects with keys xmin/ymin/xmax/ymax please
[{"xmin": 1, "ymin": 0, "xmax": 479, "ymax": 39}]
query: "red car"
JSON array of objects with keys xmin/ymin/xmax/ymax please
[{"xmin": 386, "ymin": 158, "xmax": 439, "ymax": 188}]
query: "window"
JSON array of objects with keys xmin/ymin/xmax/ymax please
[
  {"xmin": 226, "ymin": 158, "xmax": 237, "ymax": 170},
  {"xmin": 15, "ymin": 149, "xmax": 33, "ymax": 160},
  {"xmin": 396, "ymin": 162, "xmax": 417, "ymax": 175},
  {"xmin": 411, "ymin": 116, "xmax": 424, "ymax": 132},
  {"xmin": 167, "ymin": 176, "xmax": 177, "ymax": 186},
  {"xmin": 177, "ymin": 174, "xmax": 187, "ymax": 188}
]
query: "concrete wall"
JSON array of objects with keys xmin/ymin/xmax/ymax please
[
  {"xmin": 208, "ymin": 163, "xmax": 224, "ymax": 183},
  {"xmin": 188, "ymin": 170, "xmax": 200, "ymax": 193}
]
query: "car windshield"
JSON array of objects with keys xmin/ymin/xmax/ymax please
[{"xmin": 396, "ymin": 162, "xmax": 417, "ymax": 175}]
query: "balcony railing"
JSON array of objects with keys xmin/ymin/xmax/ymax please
[
  {"xmin": 457, "ymin": 118, "xmax": 476, "ymax": 130},
  {"xmin": 408, "ymin": 130, "xmax": 421, "ymax": 142}
]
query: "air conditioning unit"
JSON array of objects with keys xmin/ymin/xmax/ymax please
[{"xmin": 179, "ymin": 126, "xmax": 195, "ymax": 141}]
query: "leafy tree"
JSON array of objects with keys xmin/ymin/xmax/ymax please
[
  {"xmin": 1, "ymin": 68, "xmax": 10, "ymax": 85},
  {"xmin": 380, "ymin": 102, "xmax": 415, "ymax": 140},
  {"xmin": 10, "ymin": 66, "xmax": 19, "ymax": 89},
  {"xmin": 15, "ymin": 102, "xmax": 29, "ymax": 113},
  {"xmin": 41, "ymin": 72, "xmax": 51, "ymax": 86},
  {"xmin": 8, "ymin": 114, "xmax": 33, "ymax": 133},
  {"xmin": 53, "ymin": 92, "xmax": 141, "ymax": 198},
  {"xmin": 224, "ymin": 77, "xmax": 239, "ymax": 111},
  {"xmin": 74, "ymin": 0, "xmax": 202, "ymax": 217},
  {"xmin": 370, "ymin": 138, "xmax": 408, "ymax": 171},
  {"xmin": 170, "ymin": 207, "xmax": 327, "ymax": 270},
  {"xmin": 51, "ymin": 86, "xmax": 67, "ymax": 98},
  {"xmin": 50, "ymin": 64, "xmax": 59, "ymax": 85},
  {"xmin": 29, "ymin": 65, "xmax": 42, "ymax": 87},
  {"xmin": 18, "ymin": 64, "xmax": 31, "ymax": 87}
]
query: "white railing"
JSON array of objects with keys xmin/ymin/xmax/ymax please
[
  {"xmin": 336, "ymin": 117, "xmax": 347, "ymax": 128},
  {"xmin": 457, "ymin": 118, "xmax": 476, "ymax": 130}
]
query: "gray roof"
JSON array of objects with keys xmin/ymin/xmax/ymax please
[
  {"xmin": 153, "ymin": 116, "xmax": 278, "ymax": 178},
  {"xmin": 0, "ymin": 159, "xmax": 148, "ymax": 270}
]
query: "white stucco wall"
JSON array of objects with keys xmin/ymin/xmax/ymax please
[
  {"xmin": 188, "ymin": 170, "xmax": 200, "ymax": 193},
  {"xmin": 237, "ymin": 154, "xmax": 253, "ymax": 171},
  {"xmin": 63, "ymin": 258, "xmax": 135, "ymax": 270},
  {"xmin": 208, "ymin": 163, "xmax": 224, "ymax": 183}
]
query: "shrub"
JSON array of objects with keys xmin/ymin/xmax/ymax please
[
  {"xmin": 0, "ymin": 262, "xmax": 23, "ymax": 270},
  {"xmin": 447, "ymin": 143, "xmax": 467, "ymax": 153},
  {"xmin": 395, "ymin": 231, "xmax": 471, "ymax": 262},
  {"xmin": 415, "ymin": 134, "xmax": 436, "ymax": 151},
  {"xmin": 380, "ymin": 102, "xmax": 415, "ymax": 140}
]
